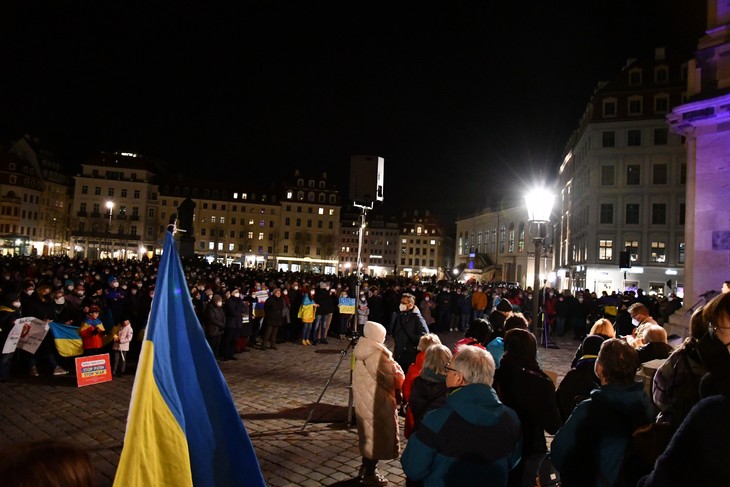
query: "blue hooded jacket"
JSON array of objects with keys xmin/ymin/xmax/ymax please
[{"xmin": 401, "ymin": 383, "xmax": 521, "ymax": 486}]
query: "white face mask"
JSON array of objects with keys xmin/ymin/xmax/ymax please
[
  {"xmin": 424, "ymin": 297, "xmax": 430, "ymax": 301},
  {"xmin": 55, "ymin": 297, "xmax": 65, "ymax": 305},
  {"xmin": 216, "ymin": 301, "xmax": 223, "ymax": 307},
  {"xmin": 283, "ymin": 290, "xmax": 288, "ymax": 295},
  {"xmin": 399, "ymin": 303, "xmax": 408, "ymax": 312},
  {"xmin": 112, "ymin": 282, "xmax": 119, "ymax": 288},
  {"xmin": 632, "ymin": 318, "xmax": 640, "ymax": 327},
  {"xmin": 12, "ymin": 301, "xmax": 21, "ymax": 308},
  {"xmin": 26, "ymin": 289, "xmax": 34, "ymax": 296},
  {"xmin": 232, "ymin": 293, "xmax": 240, "ymax": 298}
]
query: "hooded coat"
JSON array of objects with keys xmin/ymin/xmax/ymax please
[
  {"xmin": 352, "ymin": 321, "xmax": 405, "ymax": 460},
  {"xmin": 551, "ymin": 382, "xmax": 653, "ymax": 487},
  {"xmin": 401, "ymin": 383, "xmax": 522, "ymax": 486}
]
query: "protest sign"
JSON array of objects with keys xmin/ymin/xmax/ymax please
[
  {"xmin": 338, "ymin": 297, "xmax": 356, "ymax": 315},
  {"xmin": 13, "ymin": 317, "xmax": 49, "ymax": 354},
  {"xmin": 75, "ymin": 353, "xmax": 112, "ymax": 387}
]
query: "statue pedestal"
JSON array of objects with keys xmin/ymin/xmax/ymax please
[
  {"xmin": 179, "ymin": 236, "xmax": 195, "ymax": 259},
  {"xmin": 667, "ymin": 307, "xmax": 693, "ymax": 339}
]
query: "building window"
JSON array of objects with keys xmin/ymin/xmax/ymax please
[
  {"xmin": 81, "ymin": 185, "xmax": 88, "ymax": 195},
  {"xmin": 499, "ymin": 225, "xmax": 506, "ymax": 253},
  {"xmin": 629, "ymin": 69, "xmax": 642, "ymax": 85},
  {"xmin": 679, "ymin": 203, "xmax": 686, "ymax": 225},
  {"xmin": 625, "ymin": 240, "xmax": 639, "ymax": 262},
  {"xmin": 626, "ymin": 204, "xmax": 640, "ymax": 224},
  {"xmin": 600, "ymin": 204, "xmax": 614, "ymax": 224},
  {"xmin": 655, "ymin": 66, "xmax": 669, "ymax": 83},
  {"xmin": 679, "ymin": 242, "xmax": 685, "ymax": 263},
  {"xmin": 626, "ymin": 165, "xmax": 640, "ymax": 185},
  {"xmin": 121, "ymin": 189, "xmax": 127, "ymax": 197},
  {"xmin": 95, "ymin": 187, "xmax": 101, "ymax": 196},
  {"xmin": 599, "ymin": 239, "xmax": 613, "ymax": 261},
  {"xmin": 229, "ymin": 243, "xmax": 235, "ymax": 251},
  {"xmin": 653, "ymin": 128, "xmax": 668, "ymax": 145},
  {"xmin": 602, "ymin": 131, "xmax": 616, "ymax": 148},
  {"xmin": 628, "ymin": 97, "xmax": 643, "ymax": 115},
  {"xmin": 654, "ymin": 95, "xmax": 669, "ymax": 113},
  {"xmin": 652, "ymin": 204, "xmax": 667, "ymax": 225},
  {"xmin": 508, "ymin": 224, "xmax": 515, "ymax": 253},
  {"xmin": 134, "ymin": 190, "xmax": 140, "ymax": 198},
  {"xmin": 603, "ymin": 99, "xmax": 617, "ymax": 117},
  {"xmin": 518, "ymin": 224, "xmax": 525, "ymax": 252},
  {"xmin": 627, "ymin": 129, "xmax": 642, "ymax": 146},
  {"xmin": 651, "ymin": 241, "xmax": 666, "ymax": 263},
  {"xmin": 653, "ymin": 164, "xmax": 668, "ymax": 185},
  {"xmin": 601, "ymin": 165, "xmax": 615, "ymax": 186}
]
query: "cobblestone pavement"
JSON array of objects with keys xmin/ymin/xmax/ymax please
[{"xmin": 0, "ymin": 331, "xmax": 579, "ymax": 486}]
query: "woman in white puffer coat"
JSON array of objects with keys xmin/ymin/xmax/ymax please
[{"xmin": 352, "ymin": 321, "xmax": 405, "ymax": 486}]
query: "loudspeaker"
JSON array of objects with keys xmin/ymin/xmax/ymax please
[
  {"xmin": 349, "ymin": 155, "xmax": 384, "ymax": 206},
  {"xmin": 619, "ymin": 251, "xmax": 631, "ymax": 269}
]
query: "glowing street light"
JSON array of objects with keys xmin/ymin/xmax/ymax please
[
  {"xmin": 524, "ymin": 186, "xmax": 555, "ymax": 346},
  {"xmin": 106, "ymin": 201, "xmax": 114, "ymax": 258}
]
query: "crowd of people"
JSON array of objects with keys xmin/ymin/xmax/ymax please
[
  {"xmin": 353, "ymin": 281, "xmax": 730, "ymax": 486},
  {"xmin": 1, "ymin": 252, "xmax": 729, "ymax": 486}
]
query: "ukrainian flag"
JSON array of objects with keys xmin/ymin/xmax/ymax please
[
  {"xmin": 114, "ymin": 231, "xmax": 265, "ymax": 487},
  {"xmin": 48, "ymin": 322, "xmax": 83, "ymax": 357}
]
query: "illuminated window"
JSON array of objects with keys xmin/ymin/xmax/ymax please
[
  {"xmin": 329, "ymin": 209, "xmax": 334, "ymax": 215},
  {"xmin": 248, "ymin": 219, "xmax": 254, "ymax": 225},
  {"xmin": 211, "ymin": 216, "xmax": 216, "ymax": 223},
  {"xmin": 218, "ymin": 242, "xmax": 223, "ymax": 251},
  {"xmin": 233, "ymin": 192, "xmax": 238, "ymax": 199},
  {"xmin": 318, "ymin": 207, "xmax": 324, "ymax": 215},
  {"xmin": 599, "ymin": 239, "xmax": 613, "ymax": 260},
  {"xmin": 247, "ymin": 231, "xmax": 253, "ymax": 239},
  {"xmin": 651, "ymin": 241, "xmax": 666, "ymax": 262},
  {"xmin": 258, "ymin": 232, "xmax": 264, "ymax": 240},
  {"xmin": 417, "ymin": 226, "xmax": 422, "ymax": 235},
  {"xmin": 430, "ymin": 240, "xmax": 436, "ymax": 245},
  {"xmin": 209, "ymin": 242, "xmax": 215, "ymax": 250},
  {"xmin": 287, "ymin": 190, "xmax": 293, "ymax": 199},
  {"xmin": 229, "ymin": 243, "xmax": 234, "ymax": 251}
]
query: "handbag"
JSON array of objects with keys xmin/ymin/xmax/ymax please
[{"xmin": 535, "ymin": 452, "xmax": 561, "ymax": 487}]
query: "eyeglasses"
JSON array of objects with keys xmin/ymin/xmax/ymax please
[
  {"xmin": 444, "ymin": 361, "xmax": 460, "ymax": 374},
  {"xmin": 709, "ymin": 321, "xmax": 730, "ymax": 336}
]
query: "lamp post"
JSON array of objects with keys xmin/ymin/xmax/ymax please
[
  {"xmin": 106, "ymin": 201, "xmax": 114, "ymax": 258},
  {"xmin": 525, "ymin": 187, "xmax": 555, "ymax": 344}
]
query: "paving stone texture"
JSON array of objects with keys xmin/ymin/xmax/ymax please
[{"xmin": 0, "ymin": 331, "xmax": 578, "ymax": 486}]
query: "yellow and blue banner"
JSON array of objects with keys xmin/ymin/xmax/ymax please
[
  {"xmin": 48, "ymin": 321, "xmax": 83, "ymax": 357},
  {"xmin": 114, "ymin": 230, "xmax": 265, "ymax": 487}
]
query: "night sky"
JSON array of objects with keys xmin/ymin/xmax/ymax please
[{"xmin": 1, "ymin": 1, "xmax": 705, "ymax": 224}]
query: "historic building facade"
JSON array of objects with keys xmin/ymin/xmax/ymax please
[{"xmin": 557, "ymin": 48, "xmax": 688, "ymax": 296}]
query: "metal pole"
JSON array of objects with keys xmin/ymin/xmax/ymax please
[{"xmin": 532, "ymin": 234, "xmax": 541, "ymax": 333}]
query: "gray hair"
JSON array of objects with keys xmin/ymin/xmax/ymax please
[
  {"xmin": 452, "ymin": 346, "xmax": 496, "ymax": 386},
  {"xmin": 418, "ymin": 333, "xmax": 442, "ymax": 352},
  {"xmin": 642, "ymin": 324, "xmax": 668, "ymax": 344},
  {"xmin": 421, "ymin": 344, "xmax": 452, "ymax": 377}
]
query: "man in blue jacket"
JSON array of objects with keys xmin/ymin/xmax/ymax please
[
  {"xmin": 551, "ymin": 338, "xmax": 653, "ymax": 486},
  {"xmin": 401, "ymin": 346, "xmax": 522, "ymax": 486}
]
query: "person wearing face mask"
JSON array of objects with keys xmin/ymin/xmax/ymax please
[
  {"xmin": 51, "ymin": 287, "xmax": 75, "ymax": 325},
  {"xmin": 204, "ymin": 294, "xmax": 226, "ymax": 359},
  {"xmin": 390, "ymin": 293, "xmax": 429, "ymax": 372},
  {"xmin": 418, "ymin": 292, "xmax": 436, "ymax": 328},
  {"xmin": 356, "ymin": 292, "xmax": 370, "ymax": 337},
  {"xmin": 22, "ymin": 283, "xmax": 68, "ymax": 376},
  {"xmin": 626, "ymin": 303, "xmax": 659, "ymax": 348},
  {"xmin": 105, "ymin": 277, "xmax": 126, "ymax": 327},
  {"xmin": 570, "ymin": 293, "xmax": 590, "ymax": 341},
  {"xmin": 65, "ymin": 283, "xmax": 86, "ymax": 312},
  {"xmin": 222, "ymin": 288, "xmax": 246, "ymax": 359},
  {"xmin": 0, "ymin": 293, "xmax": 22, "ymax": 381}
]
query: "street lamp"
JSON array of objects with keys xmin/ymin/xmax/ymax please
[
  {"xmin": 525, "ymin": 187, "xmax": 554, "ymax": 345},
  {"xmin": 106, "ymin": 201, "xmax": 114, "ymax": 258}
]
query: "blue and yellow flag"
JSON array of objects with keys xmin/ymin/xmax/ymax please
[
  {"xmin": 114, "ymin": 231, "xmax": 265, "ymax": 487},
  {"xmin": 48, "ymin": 322, "xmax": 83, "ymax": 357}
]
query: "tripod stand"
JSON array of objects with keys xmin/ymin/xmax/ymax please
[
  {"xmin": 301, "ymin": 202, "xmax": 371, "ymax": 431},
  {"xmin": 300, "ymin": 334, "xmax": 358, "ymax": 431}
]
